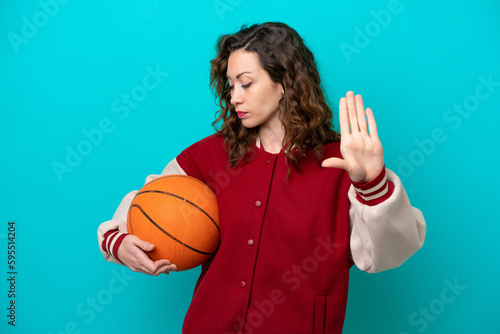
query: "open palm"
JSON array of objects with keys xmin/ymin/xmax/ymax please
[{"xmin": 322, "ymin": 91, "xmax": 384, "ymax": 183}]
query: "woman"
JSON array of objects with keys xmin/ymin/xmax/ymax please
[{"xmin": 98, "ymin": 22, "xmax": 426, "ymax": 333}]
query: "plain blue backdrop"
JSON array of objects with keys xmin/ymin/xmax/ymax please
[{"xmin": 1, "ymin": 0, "xmax": 499, "ymax": 333}]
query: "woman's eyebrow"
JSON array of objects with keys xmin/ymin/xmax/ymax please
[{"xmin": 227, "ymin": 71, "xmax": 253, "ymax": 80}]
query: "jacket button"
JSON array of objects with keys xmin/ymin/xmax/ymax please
[
  {"xmin": 266, "ymin": 159, "xmax": 271, "ymax": 164},
  {"xmin": 248, "ymin": 239, "xmax": 254, "ymax": 246},
  {"xmin": 255, "ymin": 200, "xmax": 262, "ymax": 207},
  {"xmin": 233, "ymin": 324, "xmax": 240, "ymax": 331},
  {"xmin": 240, "ymin": 281, "xmax": 246, "ymax": 288}
]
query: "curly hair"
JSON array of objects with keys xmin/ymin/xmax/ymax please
[{"xmin": 210, "ymin": 22, "xmax": 340, "ymax": 173}]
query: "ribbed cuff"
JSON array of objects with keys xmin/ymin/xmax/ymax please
[
  {"xmin": 102, "ymin": 230, "xmax": 129, "ymax": 264},
  {"xmin": 352, "ymin": 168, "xmax": 394, "ymax": 206}
]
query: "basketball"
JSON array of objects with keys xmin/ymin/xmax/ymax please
[{"xmin": 127, "ymin": 174, "xmax": 220, "ymax": 271}]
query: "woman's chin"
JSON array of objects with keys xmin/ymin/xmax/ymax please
[{"xmin": 240, "ymin": 119, "xmax": 260, "ymax": 129}]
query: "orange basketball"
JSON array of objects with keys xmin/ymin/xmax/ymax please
[{"xmin": 127, "ymin": 174, "xmax": 220, "ymax": 271}]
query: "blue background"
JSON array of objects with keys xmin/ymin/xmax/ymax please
[{"xmin": 1, "ymin": 0, "xmax": 499, "ymax": 333}]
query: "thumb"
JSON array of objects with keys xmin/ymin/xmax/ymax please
[
  {"xmin": 321, "ymin": 157, "xmax": 347, "ymax": 170},
  {"xmin": 138, "ymin": 240, "xmax": 155, "ymax": 251}
]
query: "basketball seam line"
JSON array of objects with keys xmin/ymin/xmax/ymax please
[
  {"xmin": 135, "ymin": 190, "xmax": 220, "ymax": 235},
  {"xmin": 129, "ymin": 204, "xmax": 215, "ymax": 256}
]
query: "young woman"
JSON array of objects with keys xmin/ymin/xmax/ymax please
[{"xmin": 98, "ymin": 22, "xmax": 426, "ymax": 333}]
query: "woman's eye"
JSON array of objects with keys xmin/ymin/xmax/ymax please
[{"xmin": 226, "ymin": 83, "xmax": 251, "ymax": 91}]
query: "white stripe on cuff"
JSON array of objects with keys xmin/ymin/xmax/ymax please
[
  {"xmin": 357, "ymin": 182, "xmax": 389, "ymax": 201},
  {"xmin": 353, "ymin": 173, "xmax": 388, "ymax": 195}
]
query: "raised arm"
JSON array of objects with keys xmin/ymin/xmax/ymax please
[{"xmin": 322, "ymin": 91, "xmax": 426, "ymax": 272}]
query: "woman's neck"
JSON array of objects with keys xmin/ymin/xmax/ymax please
[{"xmin": 258, "ymin": 121, "xmax": 285, "ymax": 154}]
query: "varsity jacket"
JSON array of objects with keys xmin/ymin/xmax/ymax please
[{"xmin": 97, "ymin": 134, "xmax": 426, "ymax": 333}]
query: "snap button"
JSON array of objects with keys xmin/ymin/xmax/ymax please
[
  {"xmin": 255, "ymin": 200, "xmax": 262, "ymax": 207},
  {"xmin": 266, "ymin": 159, "xmax": 271, "ymax": 164},
  {"xmin": 233, "ymin": 324, "xmax": 240, "ymax": 331},
  {"xmin": 240, "ymin": 281, "xmax": 246, "ymax": 288},
  {"xmin": 248, "ymin": 239, "xmax": 254, "ymax": 246}
]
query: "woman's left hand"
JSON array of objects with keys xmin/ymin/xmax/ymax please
[{"xmin": 322, "ymin": 91, "xmax": 385, "ymax": 183}]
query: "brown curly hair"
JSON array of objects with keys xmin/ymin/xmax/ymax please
[{"xmin": 210, "ymin": 22, "xmax": 340, "ymax": 172}]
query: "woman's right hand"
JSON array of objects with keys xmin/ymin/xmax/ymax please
[{"xmin": 117, "ymin": 234, "xmax": 177, "ymax": 276}]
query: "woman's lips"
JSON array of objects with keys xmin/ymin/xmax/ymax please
[{"xmin": 236, "ymin": 111, "xmax": 248, "ymax": 118}]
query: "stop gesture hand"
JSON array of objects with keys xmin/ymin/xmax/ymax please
[{"xmin": 322, "ymin": 91, "xmax": 385, "ymax": 183}]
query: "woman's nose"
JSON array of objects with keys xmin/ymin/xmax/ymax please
[{"xmin": 230, "ymin": 87, "xmax": 243, "ymax": 107}]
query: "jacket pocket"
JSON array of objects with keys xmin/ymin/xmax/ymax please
[{"xmin": 313, "ymin": 295, "xmax": 326, "ymax": 334}]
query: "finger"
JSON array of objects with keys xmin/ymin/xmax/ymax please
[
  {"xmin": 153, "ymin": 259, "xmax": 172, "ymax": 269},
  {"xmin": 135, "ymin": 239, "xmax": 155, "ymax": 252},
  {"xmin": 338, "ymin": 97, "xmax": 350, "ymax": 135},
  {"xmin": 321, "ymin": 157, "xmax": 348, "ymax": 171},
  {"xmin": 366, "ymin": 108, "xmax": 379, "ymax": 140},
  {"xmin": 136, "ymin": 254, "xmax": 159, "ymax": 274},
  {"xmin": 346, "ymin": 91, "xmax": 359, "ymax": 133},
  {"xmin": 151, "ymin": 258, "xmax": 174, "ymax": 275},
  {"xmin": 355, "ymin": 94, "xmax": 368, "ymax": 134},
  {"xmin": 155, "ymin": 263, "xmax": 178, "ymax": 276},
  {"xmin": 126, "ymin": 234, "xmax": 154, "ymax": 251},
  {"xmin": 155, "ymin": 259, "xmax": 172, "ymax": 265},
  {"xmin": 129, "ymin": 243, "xmax": 159, "ymax": 274}
]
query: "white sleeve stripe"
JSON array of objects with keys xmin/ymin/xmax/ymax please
[
  {"xmin": 105, "ymin": 231, "xmax": 118, "ymax": 252},
  {"xmin": 353, "ymin": 173, "xmax": 387, "ymax": 194},
  {"xmin": 105, "ymin": 231, "xmax": 119, "ymax": 256},
  {"xmin": 357, "ymin": 182, "xmax": 389, "ymax": 201}
]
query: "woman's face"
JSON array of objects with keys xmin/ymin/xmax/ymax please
[{"xmin": 227, "ymin": 50, "xmax": 284, "ymax": 129}]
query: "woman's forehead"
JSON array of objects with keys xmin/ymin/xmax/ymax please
[{"xmin": 227, "ymin": 50, "xmax": 262, "ymax": 79}]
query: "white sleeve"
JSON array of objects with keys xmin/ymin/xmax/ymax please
[
  {"xmin": 97, "ymin": 158, "xmax": 187, "ymax": 264},
  {"xmin": 349, "ymin": 169, "xmax": 426, "ymax": 273}
]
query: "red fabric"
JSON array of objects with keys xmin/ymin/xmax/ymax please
[
  {"xmin": 102, "ymin": 230, "xmax": 116, "ymax": 253},
  {"xmin": 352, "ymin": 168, "xmax": 394, "ymax": 206},
  {"xmin": 102, "ymin": 229, "xmax": 128, "ymax": 264},
  {"xmin": 112, "ymin": 233, "xmax": 128, "ymax": 263},
  {"xmin": 176, "ymin": 134, "xmax": 354, "ymax": 334}
]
